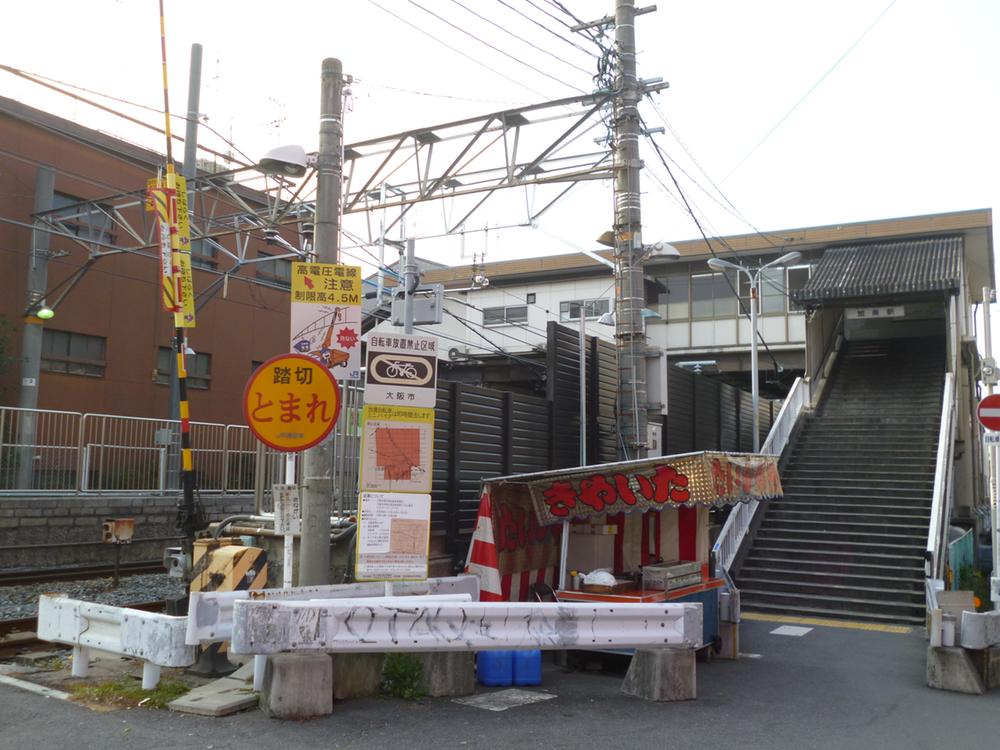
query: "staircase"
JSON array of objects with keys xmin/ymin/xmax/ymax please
[{"xmin": 737, "ymin": 337, "xmax": 945, "ymax": 624}]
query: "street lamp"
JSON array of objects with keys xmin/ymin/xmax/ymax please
[{"xmin": 707, "ymin": 251, "xmax": 802, "ymax": 452}]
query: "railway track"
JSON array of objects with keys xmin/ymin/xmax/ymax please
[{"xmin": 0, "ymin": 560, "xmax": 165, "ymax": 588}]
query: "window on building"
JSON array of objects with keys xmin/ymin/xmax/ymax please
[
  {"xmin": 559, "ymin": 298, "xmax": 610, "ymax": 321},
  {"xmin": 691, "ymin": 272, "xmax": 737, "ymax": 318},
  {"xmin": 525, "ymin": 293, "xmax": 536, "ymax": 304},
  {"xmin": 190, "ymin": 239, "xmax": 217, "ymax": 270},
  {"xmin": 251, "ymin": 360, "xmax": 264, "ymax": 373},
  {"xmin": 483, "ymin": 305, "xmax": 528, "ymax": 326},
  {"xmin": 738, "ymin": 267, "xmax": 786, "ymax": 315},
  {"xmin": 53, "ymin": 192, "xmax": 115, "ymax": 244},
  {"xmin": 256, "ymin": 251, "xmax": 292, "ymax": 286},
  {"xmin": 40, "ymin": 330, "xmax": 106, "ymax": 377},
  {"xmin": 654, "ymin": 275, "xmax": 690, "ymax": 321},
  {"xmin": 154, "ymin": 347, "xmax": 212, "ymax": 389},
  {"xmin": 735, "ymin": 264, "xmax": 812, "ymax": 315}
]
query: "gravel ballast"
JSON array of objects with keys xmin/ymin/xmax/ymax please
[{"xmin": 0, "ymin": 573, "xmax": 185, "ymax": 621}]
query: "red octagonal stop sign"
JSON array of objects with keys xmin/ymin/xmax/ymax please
[{"xmin": 977, "ymin": 394, "xmax": 1000, "ymax": 431}]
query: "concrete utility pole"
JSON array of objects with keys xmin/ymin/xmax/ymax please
[
  {"xmin": 612, "ymin": 0, "xmax": 647, "ymax": 460},
  {"xmin": 16, "ymin": 165, "xmax": 55, "ymax": 489},
  {"xmin": 299, "ymin": 58, "xmax": 345, "ymax": 586}
]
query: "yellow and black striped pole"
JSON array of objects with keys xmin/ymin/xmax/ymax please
[{"xmin": 158, "ymin": 0, "xmax": 197, "ymax": 575}]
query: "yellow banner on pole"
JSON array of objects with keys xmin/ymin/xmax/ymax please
[{"xmin": 172, "ymin": 175, "xmax": 195, "ymax": 328}]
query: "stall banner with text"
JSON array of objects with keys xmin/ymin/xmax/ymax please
[
  {"xmin": 355, "ymin": 491, "xmax": 431, "ymax": 581},
  {"xmin": 526, "ymin": 452, "xmax": 782, "ymax": 526}
]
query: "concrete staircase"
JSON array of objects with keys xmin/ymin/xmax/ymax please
[{"xmin": 737, "ymin": 337, "xmax": 945, "ymax": 624}]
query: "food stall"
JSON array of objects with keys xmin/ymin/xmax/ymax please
[{"xmin": 466, "ymin": 451, "xmax": 782, "ymax": 655}]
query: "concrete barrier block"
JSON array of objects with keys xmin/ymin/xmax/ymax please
[
  {"xmin": 330, "ymin": 653, "xmax": 384, "ymax": 701},
  {"xmin": 717, "ymin": 621, "xmax": 739, "ymax": 660},
  {"xmin": 417, "ymin": 651, "xmax": 476, "ymax": 697},
  {"xmin": 260, "ymin": 652, "xmax": 333, "ymax": 719},
  {"xmin": 926, "ymin": 647, "xmax": 986, "ymax": 695},
  {"xmin": 621, "ymin": 647, "xmax": 696, "ymax": 702}
]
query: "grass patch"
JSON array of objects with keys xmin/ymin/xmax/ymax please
[
  {"xmin": 381, "ymin": 654, "xmax": 424, "ymax": 700},
  {"xmin": 70, "ymin": 676, "xmax": 190, "ymax": 710}
]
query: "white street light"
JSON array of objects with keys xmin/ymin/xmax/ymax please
[{"xmin": 706, "ymin": 251, "xmax": 802, "ymax": 451}]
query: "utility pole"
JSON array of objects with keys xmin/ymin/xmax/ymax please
[
  {"xmin": 299, "ymin": 58, "xmax": 345, "ymax": 586},
  {"xmin": 576, "ymin": 0, "xmax": 650, "ymax": 460},
  {"xmin": 16, "ymin": 165, "xmax": 55, "ymax": 489},
  {"xmin": 402, "ymin": 238, "xmax": 417, "ymax": 335}
]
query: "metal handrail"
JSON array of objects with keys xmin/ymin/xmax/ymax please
[
  {"xmin": 714, "ymin": 375, "xmax": 810, "ymax": 576},
  {"xmin": 926, "ymin": 372, "xmax": 957, "ymax": 581},
  {"xmin": 808, "ymin": 316, "xmax": 844, "ymax": 408}
]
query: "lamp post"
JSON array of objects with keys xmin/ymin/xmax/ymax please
[{"xmin": 707, "ymin": 251, "xmax": 802, "ymax": 452}]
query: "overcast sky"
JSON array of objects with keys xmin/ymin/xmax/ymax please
[{"xmin": 4, "ymin": 1, "xmax": 998, "ymax": 323}]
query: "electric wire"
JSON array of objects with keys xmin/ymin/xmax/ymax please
[
  {"xmin": 493, "ymin": 0, "xmax": 600, "ymax": 59},
  {"xmin": 0, "ymin": 63, "xmax": 253, "ymax": 166},
  {"xmin": 447, "ymin": 0, "xmax": 594, "ymax": 78},
  {"xmin": 367, "ymin": 0, "xmax": 551, "ymax": 100},
  {"xmin": 405, "ymin": 0, "xmax": 588, "ymax": 95},
  {"xmin": 722, "ymin": 0, "xmax": 898, "ymax": 182},
  {"xmin": 443, "ymin": 309, "xmax": 547, "ymax": 369},
  {"xmin": 642, "ymin": 132, "xmax": 783, "ymax": 372}
]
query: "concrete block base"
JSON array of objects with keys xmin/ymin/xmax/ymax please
[
  {"xmin": 330, "ymin": 653, "xmax": 384, "ymax": 701},
  {"xmin": 417, "ymin": 651, "xmax": 476, "ymax": 697},
  {"xmin": 260, "ymin": 653, "xmax": 333, "ymax": 719},
  {"xmin": 621, "ymin": 647, "xmax": 696, "ymax": 702},
  {"xmin": 926, "ymin": 647, "xmax": 986, "ymax": 695},
  {"xmin": 169, "ymin": 677, "xmax": 258, "ymax": 717},
  {"xmin": 968, "ymin": 645, "xmax": 1000, "ymax": 690},
  {"xmin": 717, "ymin": 621, "xmax": 740, "ymax": 660}
]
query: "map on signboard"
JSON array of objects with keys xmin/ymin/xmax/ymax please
[
  {"xmin": 290, "ymin": 303, "xmax": 362, "ymax": 381},
  {"xmin": 360, "ymin": 404, "xmax": 434, "ymax": 493},
  {"xmin": 356, "ymin": 491, "xmax": 431, "ymax": 581},
  {"xmin": 389, "ymin": 518, "xmax": 430, "ymax": 554}
]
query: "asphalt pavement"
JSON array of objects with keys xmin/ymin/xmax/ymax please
[{"xmin": 1, "ymin": 617, "xmax": 997, "ymax": 750}]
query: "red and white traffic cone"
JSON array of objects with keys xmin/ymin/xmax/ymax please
[{"xmin": 465, "ymin": 491, "xmax": 503, "ymax": 602}]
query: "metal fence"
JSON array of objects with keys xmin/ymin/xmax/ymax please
[{"xmin": 0, "ymin": 402, "xmax": 360, "ymax": 499}]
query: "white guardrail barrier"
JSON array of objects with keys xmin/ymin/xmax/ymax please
[
  {"xmin": 230, "ymin": 600, "xmax": 703, "ymax": 655},
  {"xmin": 959, "ymin": 609, "xmax": 1000, "ymax": 650},
  {"xmin": 185, "ymin": 575, "xmax": 481, "ymax": 646},
  {"xmin": 37, "ymin": 594, "xmax": 194, "ymax": 689}
]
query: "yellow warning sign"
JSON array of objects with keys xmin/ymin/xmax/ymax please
[
  {"xmin": 291, "ymin": 262, "xmax": 362, "ymax": 306},
  {"xmin": 173, "ymin": 176, "xmax": 195, "ymax": 328}
]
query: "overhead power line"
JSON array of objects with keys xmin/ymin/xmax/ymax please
[
  {"xmin": 722, "ymin": 0, "xmax": 898, "ymax": 182},
  {"xmin": 405, "ymin": 0, "xmax": 588, "ymax": 94},
  {"xmin": 492, "ymin": 0, "xmax": 600, "ymax": 59},
  {"xmin": 368, "ymin": 0, "xmax": 550, "ymax": 99},
  {"xmin": 448, "ymin": 0, "xmax": 594, "ymax": 78}
]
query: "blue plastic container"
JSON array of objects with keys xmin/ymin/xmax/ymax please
[
  {"xmin": 477, "ymin": 650, "xmax": 514, "ymax": 686},
  {"xmin": 513, "ymin": 649, "xmax": 542, "ymax": 686}
]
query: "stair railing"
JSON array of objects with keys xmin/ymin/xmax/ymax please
[
  {"xmin": 808, "ymin": 315, "xmax": 844, "ymax": 408},
  {"xmin": 926, "ymin": 372, "xmax": 957, "ymax": 582},
  {"xmin": 714, "ymin": 375, "xmax": 810, "ymax": 577}
]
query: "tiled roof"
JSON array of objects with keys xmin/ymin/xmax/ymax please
[{"xmin": 790, "ymin": 236, "xmax": 963, "ymax": 306}]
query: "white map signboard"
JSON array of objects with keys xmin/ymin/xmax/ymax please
[
  {"xmin": 272, "ymin": 484, "xmax": 301, "ymax": 536},
  {"xmin": 356, "ymin": 491, "xmax": 431, "ymax": 581},
  {"xmin": 364, "ymin": 333, "xmax": 438, "ymax": 408}
]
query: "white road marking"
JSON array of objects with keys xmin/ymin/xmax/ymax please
[{"xmin": 770, "ymin": 625, "xmax": 813, "ymax": 637}]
